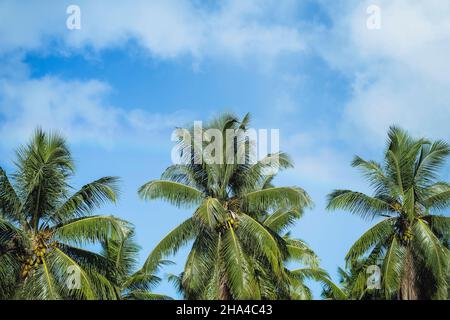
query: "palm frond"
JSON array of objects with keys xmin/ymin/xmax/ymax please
[
  {"xmin": 285, "ymin": 238, "xmax": 319, "ymax": 268},
  {"xmin": 194, "ymin": 197, "xmax": 227, "ymax": 229},
  {"xmin": 412, "ymin": 219, "xmax": 448, "ymax": 291},
  {"xmin": 139, "ymin": 180, "xmax": 203, "ymax": 208},
  {"xmin": 242, "ymin": 187, "xmax": 312, "ymax": 212},
  {"xmin": 345, "ymin": 218, "xmax": 395, "ymax": 262},
  {"xmin": 143, "ymin": 218, "xmax": 198, "ymax": 272},
  {"xmin": 382, "ymin": 236, "xmax": 405, "ymax": 299},
  {"xmin": 263, "ymin": 207, "xmax": 302, "ymax": 233},
  {"xmin": 423, "ymin": 184, "xmax": 450, "ymax": 211},
  {"xmin": 52, "ymin": 177, "xmax": 119, "ymax": 222},
  {"xmin": 237, "ymin": 214, "xmax": 285, "ymax": 275},
  {"xmin": 414, "ymin": 140, "xmax": 450, "ymax": 186},
  {"xmin": 181, "ymin": 230, "xmax": 219, "ymax": 298},
  {"xmin": 53, "ymin": 215, "xmax": 130, "ymax": 245},
  {"xmin": 0, "ymin": 168, "xmax": 22, "ymax": 223},
  {"xmin": 327, "ymin": 190, "xmax": 392, "ymax": 220},
  {"xmin": 221, "ymin": 227, "xmax": 259, "ymax": 299}
]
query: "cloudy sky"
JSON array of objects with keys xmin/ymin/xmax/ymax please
[{"xmin": 1, "ymin": 0, "xmax": 450, "ymax": 298}]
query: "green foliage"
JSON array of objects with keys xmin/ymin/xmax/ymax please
[
  {"xmin": 140, "ymin": 113, "xmax": 323, "ymax": 300},
  {"xmin": 101, "ymin": 228, "xmax": 173, "ymax": 300},
  {"xmin": 2, "ymin": 121, "xmax": 449, "ymax": 301},
  {"xmin": 327, "ymin": 126, "xmax": 450, "ymax": 300},
  {"xmin": 0, "ymin": 128, "xmax": 127, "ymax": 299}
]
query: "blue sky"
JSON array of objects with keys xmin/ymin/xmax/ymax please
[{"xmin": 1, "ymin": 0, "xmax": 450, "ymax": 298}]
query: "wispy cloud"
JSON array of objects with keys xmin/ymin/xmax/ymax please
[
  {"xmin": 0, "ymin": 0, "xmax": 309, "ymax": 149},
  {"xmin": 0, "ymin": 74, "xmax": 190, "ymax": 148},
  {"xmin": 314, "ymin": 0, "xmax": 450, "ymax": 144},
  {"xmin": 2, "ymin": 0, "xmax": 450, "ymax": 169},
  {"xmin": 0, "ymin": 0, "xmax": 306, "ymax": 64}
]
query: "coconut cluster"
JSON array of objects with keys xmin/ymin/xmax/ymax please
[
  {"xmin": 20, "ymin": 233, "xmax": 57, "ymax": 279},
  {"xmin": 402, "ymin": 227, "xmax": 414, "ymax": 243}
]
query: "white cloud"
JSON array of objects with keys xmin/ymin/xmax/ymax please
[
  {"xmin": 292, "ymin": 149, "xmax": 353, "ymax": 186},
  {"xmin": 283, "ymin": 131, "xmax": 357, "ymax": 187},
  {"xmin": 315, "ymin": 0, "xmax": 450, "ymax": 144},
  {"xmin": 0, "ymin": 0, "xmax": 306, "ymax": 64},
  {"xmin": 2, "ymin": 0, "xmax": 450, "ymax": 153},
  {"xmin": 0, "ymin": 1, "xmax": 62, "ymax": 53},
  {"xmin": 0, "ymin": 75, "xmax": 189, "ymax": 148},
  {"xmin": 344, "ymin": 66, "xmax": 450, "ymax": 143},
  {"xmin": 0, "ymin": 0, "xmax": 308, "ymax": 150}
]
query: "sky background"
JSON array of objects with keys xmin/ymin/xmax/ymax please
[{"xmin": 1, "ymin": 0, "xmax": 450, "ymax": 299}]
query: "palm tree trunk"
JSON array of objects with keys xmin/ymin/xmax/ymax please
[
  {"xmin": 400, "ymin": 247, "xmax": 419, "ymax": 300},
  {"xmin": 219, "ymin": 274, "xmax": 232, "ymax": 300}
]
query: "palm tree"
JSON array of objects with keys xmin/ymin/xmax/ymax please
[
  {"xmin": 101, "ymin": 227, "xmax": 172, "ymax": 300},
  {"xmin": 0, "ymin": 128, "xmax": 128, "ymax": 299},
  {"xmin": 327, "ymin": 126, "xmax": 450, "ymax": 300},
  {"xmin": 139, "ymin": 113, "xmax": 312, "ymax": 299}
]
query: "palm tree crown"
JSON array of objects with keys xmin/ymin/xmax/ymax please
[
  {"xmin": 327, "ymin": 126, "xmax": 450, "ymax": 299},
  {"xmin": 0, "ymin": 129, "xmax": 128, "ymax": 299},
  {"xmin": 139, "ymin": 113, "xmax": 314, "ymax": 299}
]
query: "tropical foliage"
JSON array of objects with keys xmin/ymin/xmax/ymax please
[
  {"xmin": 327, "ymin": 126, "xmax": 450, "ymax": 300},
  {"xmin": 167, "ymin": 207, "xmax": 337, "ymax": 300},
  {"xmin": 139, "ymin": 113, "xmax": 333, "ymax": 299},
  {"xmin": 101, "ymin": 228, "xmax": 172, "ymax": 300},
  {"xmin": 0, "ymin": 129, "xmax": 129, "ymax": 299},
  {"xmin": 322, "ymin": 262, "xmax": 384, "ymax": 300},
  {"xmin": 1, "ymin": 120, "xmax": 449, "ymax": 300}
]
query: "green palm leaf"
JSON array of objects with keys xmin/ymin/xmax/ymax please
[
  {"xmin": 53, "ymin": 215, "xmax": 129, "ymax": 245},
  {"xmin": 221, "ymin": 228, "xmax": 259, "ymax": 299},
  {"xmin": 143, "ymin": 218, "xmax": 197, "ymax": 272},
  {"xmin": 243, "ymin": 187, "xmax": 312, "ymax": 212},
  {"xmin": 139, "ymin": 180, "xmax": 203, "ymax": 208},
  {"xmin": 327, "ymin": 190, "xmax": 392, "ymax": 220},
  {"xmin": 412, "ymin": 219, "xmax": 449, "ymax": 297},
  {"xmin": 52, "ymin": 177, "xmax": 119, "ymax": 222},
  {"xmin": 382, "ymin": 237, "xmax": 405, "ymax": 299},
  {"xmin": 0, "ymin": 168, "xmax": 22, "ymax": 223},
  {"xmin": 346, "ymin": 218, "xmax": 395, "ymax": 262},
  {"xmin": 263, "ymin": 207, "xmax": 302, "ymax": 233}
]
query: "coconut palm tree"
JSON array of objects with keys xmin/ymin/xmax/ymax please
[
  {"xmin": 167, "ymin": 207, "xmax": 336, "ymax": 300},
  {"xmin": 101, "ymin": 227, "xmax": 172, "ymax": 300},
  {"xmin": 327, "ymin": 126, "xmax": 450, "ymax": 300},
  {"xmin": 139, "ymin": 113, "xmax": 312, "ymax": 299},
  {"xmin": 0, "ymin": 128, "xmax": 128, "ymax": 299}
]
